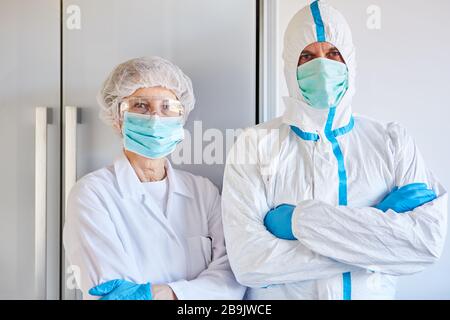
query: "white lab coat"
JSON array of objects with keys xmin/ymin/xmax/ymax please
[
  {"xmin": 63, "ymin": 152, "xmax": 245, "ymax": 300},
  {"xmin": 221, "ymin": 1, "xmax": 448, "ymax": 300}
]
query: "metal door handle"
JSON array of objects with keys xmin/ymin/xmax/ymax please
[
  {"xmin": 64, "ymin": 106, "xmax": 77, "ymax": 208},
  {"xmin": 35, "ymin": 106, "xmax": 49, "ymax": 299},
  {"xmin": 63, "ymin": 106, "xmax": 79, "ymax": 300}
]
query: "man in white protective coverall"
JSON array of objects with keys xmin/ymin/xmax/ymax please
[{"xmin": 221, "ymin": 0, "xmax": 448, "ymax": 300}]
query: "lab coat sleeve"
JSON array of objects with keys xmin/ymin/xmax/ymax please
[
  {"xmin": 292, "ymin": 123, "xmax": 448, "ymax": 276},
  {"xmin": 63, "ymin": 177, "xmax": 142, "ymax": 300},
  {"xmin": 221, "ymin": 129, "xmax": 360, "ymax": 288},
  {"xmin": 168, "ymin": 184, "xmax": 246, "ymax": 300}
]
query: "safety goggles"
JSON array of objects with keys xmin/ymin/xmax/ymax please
[{"xmin": 119, "ymin": 95, "xmax": 185, "ymax": 118}]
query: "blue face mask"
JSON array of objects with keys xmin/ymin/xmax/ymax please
[
  {"xmin": 297, "ymin": 57, "xmax": 349, "ymax": 110},
  {"xmin": 122, "ymin": 112, "xmax": 184, "ymax": 159}
]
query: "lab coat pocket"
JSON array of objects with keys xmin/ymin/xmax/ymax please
[{"xmin": 186, "ymin": 236, "xmax": 212, "ymax": 279}]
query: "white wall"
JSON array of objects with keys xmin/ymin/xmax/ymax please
[{"xmin": 273, "ymin": 0, "xmax": 450, "ymax": 299}]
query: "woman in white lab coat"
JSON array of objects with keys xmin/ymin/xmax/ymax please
[{"xmin": 63, "ymin": 56, "xmax": 245, "ymax": 300}]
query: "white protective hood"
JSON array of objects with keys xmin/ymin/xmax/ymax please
[{"xmin": 282, "ymin": 0, "xmax": 356, "ymax": 133}]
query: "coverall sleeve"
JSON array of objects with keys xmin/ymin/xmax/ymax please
[
  {"xmin": 292, "ymin": 123, "xmax": 448, "ymax": 276},
  {"xmin": 168, "ymin": 183, "xmax": 246, "ymax": 300},
  {"xmin": 221, "ymin": 129, "xmax": 360, "ymax": 288},
  {"xmin": 63, "ymin": 178, "xmax": 142, "ymax": 300}
]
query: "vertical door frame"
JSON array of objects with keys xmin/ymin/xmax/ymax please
[{"xmin": 258, "ymin": 0, "xmax": 279, "ymax": 124}]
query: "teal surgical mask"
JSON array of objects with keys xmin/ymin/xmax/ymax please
[
  {"xmin": 297, "ymin": 57, "xmax": 348, "ymax": 110},
  {"xmin": 122, "ymin": 111, "xmax": 184, "ymax": 159}
]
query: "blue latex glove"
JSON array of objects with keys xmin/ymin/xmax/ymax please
[
  {"xmin": 264, "ymin": 204, "xmax": 297, "ymax": 240},
  {"xmin": 89, "ymin": 279, "xmax": 152, "ymax": 300},
  {"xmin": 375, "ymin": 183, "xmax": 437, "ymax": 213}
]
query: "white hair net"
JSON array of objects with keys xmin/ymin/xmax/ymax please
[{"xmin": 97, "ymin": 56, "xmax": 195, "ymax": 130}]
